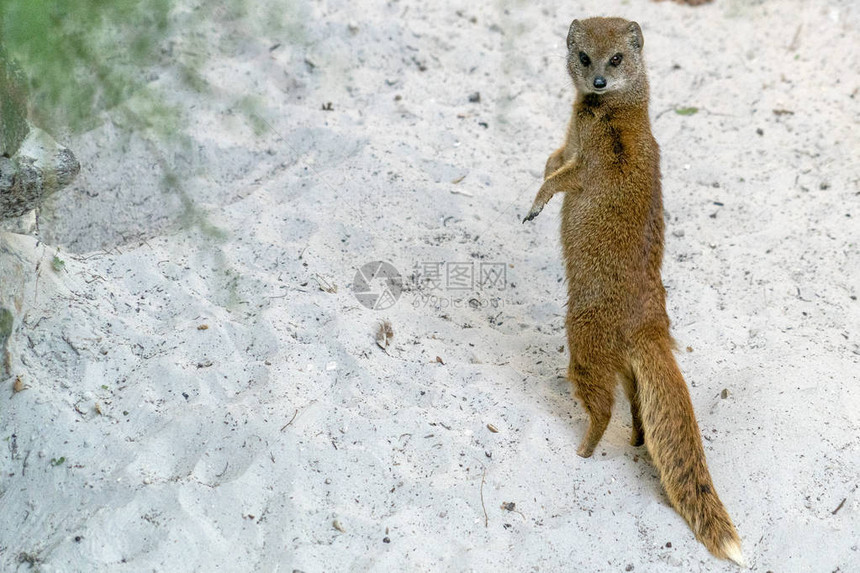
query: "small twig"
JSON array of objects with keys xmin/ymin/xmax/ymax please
[
  {"xmin": 313, "ymin": 274, "xmax": 337, "ymax": 293},
  {"xmin": 280, "ymin": 409, "xmax": 299, "ymax": 431},
  {"xmin": 480, "ymin": 467, "xmax": 488, "ymax": 527},
  {"xmin": 787, "ymin": 24, "xmax": 802, "ymax": 52},
  {"xmin": 61, "ymin": 334, "xmax": 81, "ymax": 356},
  {"xmin": 654, "ymin": 107, "xmax": 674, "ymax": 121},
  {"xmin": 216, "ymin": 462, "xmax": 229, "ymax": 478},
  {"xmin": 33, "ymin": 259, "xmax": 43, "ymax": 305},
  {"xmin": 832, "ymin": 498, "xmax": 847, "ymax": 515},
  {"xmin": 501, "ymin": 502, "xmax": 527, "ymax": 521},
  {"xmin": 450, "ymin": 188, "xmax": 473, "ymax": 197}
]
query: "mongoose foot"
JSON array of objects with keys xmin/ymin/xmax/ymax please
[
  {"xmin": 577, "ymin": 415, "xmax": 609, "ymax": 458},
  {"xmin": 576, "ymin": 442, "xmax": 596, "ymax": 458}
]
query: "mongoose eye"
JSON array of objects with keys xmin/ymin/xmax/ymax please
[
  {"xmin": 609, "ymin": 53, "xmax": 623, "ymax": 67},
  {"xmin": 579, "ymin": 52, "xmax": 591, "ymax": 67}
]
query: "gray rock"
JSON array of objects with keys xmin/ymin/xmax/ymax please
[
  {"xmin": 1, "ymin": 46, "xmax": 80, "ymax": 222},
  {"xmin": 0, "ymin": 125, "xmax": 80, "ymax": 221}
]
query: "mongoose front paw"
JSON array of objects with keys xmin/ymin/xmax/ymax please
[{"xmin": 522, "ymin": 203, "xmax": 544, "ymax": 223}]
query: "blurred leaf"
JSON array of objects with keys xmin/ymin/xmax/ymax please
[{"xmin": 675, "ymin": 106, "xmax": 699, "ymax": 116}]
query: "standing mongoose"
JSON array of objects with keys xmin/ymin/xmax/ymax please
[{"xmin": 523, "ymin": 17, "xmax": 744, "ymax": 565}]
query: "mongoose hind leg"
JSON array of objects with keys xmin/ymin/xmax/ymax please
[
  {"xmin": 620, "ymin": 370, "xmax": 645, "ymax": 446},
  {"xmin": 568, "ymin": 360, "xmax": 615, "ymax": 458}
]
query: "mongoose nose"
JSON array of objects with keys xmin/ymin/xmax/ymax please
[{"xmin": 593, "ymin": 76, "xmax": 607, "ymax": 89}]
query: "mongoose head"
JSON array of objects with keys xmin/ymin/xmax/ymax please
[{"xmin": 566, "ymin": 17, "xmax": 647, "ymax": 100}]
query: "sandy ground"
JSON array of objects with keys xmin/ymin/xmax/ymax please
[{"xmin": 1, "ymin": 0, "xmax": 858, "ymax": 571}]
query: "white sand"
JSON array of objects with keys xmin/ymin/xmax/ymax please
[{"xmin": 1, "ymin": 0, "xmax": 858, "ymax": 571}]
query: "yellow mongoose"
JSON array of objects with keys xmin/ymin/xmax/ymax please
[{"xmin": 524, "ymin": 17, "xmax": 744, "ymax": 565}]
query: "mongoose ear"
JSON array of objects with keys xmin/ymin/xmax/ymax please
[
  {"xmin": 627, "ymin": 21, "xmax": 644, "ymax": 52},
  {"xmin": 567, "ymin": 19, "xmax": 583, "ymax": 51}
]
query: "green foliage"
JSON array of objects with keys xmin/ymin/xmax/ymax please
[
  {"xmin": 114, "ymin": 89, "xmax": 184, "ymax": 143},
  {"xmin": 1, "ymin": 0, "xmax": 171, "ymax": 133},
  {"xmin": 1, "ymin": 0, "xmax": 307, "ymax": 239},
  {"xmin": 0, "ymin": 44, "xmax": 30, "ymax": 156},
  {"xmin": 0, "ymin": 0, "xmax": 304, "ymax": 137},
  {"xmin": 675, "ymin": 107, "xmax": 699, "ymax": 116},
  {"xmin": 0, "ymin": 308, "xmax": 12, "ymax": 344},
  {"xmin": 236, "ymin": 96, "xmax": 269, "ymax": 136},
  {"xmin": 51, "ymin": 255, "xmax": 65, "ymax": 272}
]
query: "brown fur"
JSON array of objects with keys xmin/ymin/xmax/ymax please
[{"xmin": 524, "ymin": 17, "xmax": 744, "ymax": 565}]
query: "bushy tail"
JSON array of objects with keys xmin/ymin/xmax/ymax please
[{"xmin": 631, "ymin": 337, "xmax": 745, "ymax": 566}]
